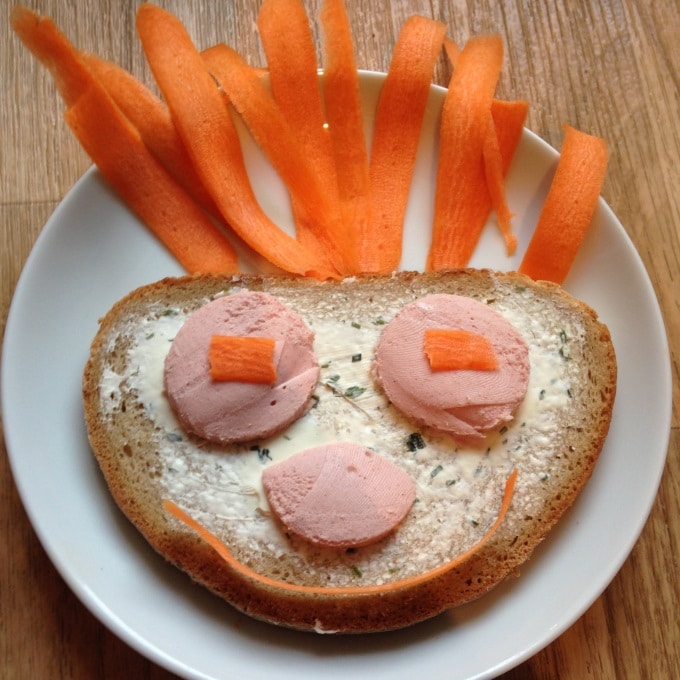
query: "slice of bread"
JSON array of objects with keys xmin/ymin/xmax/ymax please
[{"xmin": 82, "ymin": 270, "xmax": 616, "ymax": 633}]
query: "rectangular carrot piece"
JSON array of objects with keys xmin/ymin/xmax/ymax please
[
  {"xmin": 319, "ymin": 0, "xmax": 371, "ymax": 273},
  {"xmin": 12, "ymin": 6, "xmax": 239, "ymax": 275},
  {"xmin": 84, "ymin": 54, "xmax": 219, "ymax": 218},
  {"xmin": 362, "ymin": 15, "xmax": 447, "ymax": 273},
  {"xmin": 200, "ymin": 42, "xmax": 348, "ymax": 276},
  {"xmin": 519, "ymin": 124, "xmax": 608, "ymax": 284},
  {"xmin": 209, "ymin": 336, "xmax": 277, "ymax": 384},
  {"xmin": 136, "ymin": 3, "xmax": 335, "ymax": 280},
  {"xmin": 424, "ymin": 328, "xmax": 499, "ymax": 371},
  {"xmin": 428, "ymin": 35, "xmax": 505, "ymax": 270},
  {"xmin": 256, "ymin": 0, "xmax": 341, "ymax": 258}
]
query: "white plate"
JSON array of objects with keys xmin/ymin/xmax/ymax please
[{"xmin": 2, "ymin": 71, "xmax": 672, "ymax": 679}]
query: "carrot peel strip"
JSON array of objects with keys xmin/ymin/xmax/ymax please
[
  {"xmin": 363, "ymin": 15, "xmax": 447, "ymax": 273},
  {"xmin": 444, "ymin": 37, "xmax": 526, "ymax": 257},
  {"xmin": 255, "ymin": 0, "xmax": 342, "ymax": 267},
  {"xmin": 84, "ymin": 54, "xmax": 220, "ymax": 218},
  {"xmin": 424, "ymin": 329, "xmax": 499, "ymax": 371},
  {"xmin": 200, "ymin": 42, "xmax": 347, "ymax": 275},
  {"xmin": 136, "ymin": 3, "xmax": 333, "ymax": 280},
  {"xmin": 428, "ymin": 34, "xmax": 505, "ymax": 270},
  {"xmin": 64, "ymin": 88, "xmax": 239, "ymax": 274},
  {"xmin": 519, "ymin": 125, "xmax": 608, "ymax": 284},
  {"xmin": 12, "ymin": 6, "xmax": 238, "ymax": 275},
  {"xmin": 163, "ymin": 468, "xmax": 517, "ymax": 596},
  {"xmin": 209, "ymin": 336, "xmax": 277, "ymax": 384},
  {"xmin": 319, "ymin": 0, "xmax": 371, "ymax": 273},
  {"xmin": 10, "ymin": 6, "xmax": 91, "ymax": 106},
  {"xmin": 483, "ymin": 108, "xmax": 517, "ymax": 255}
]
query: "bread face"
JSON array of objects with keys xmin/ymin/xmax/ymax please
[{"xmin": 82, "ymin": 270, "xmax": 616, "ymax": 633}]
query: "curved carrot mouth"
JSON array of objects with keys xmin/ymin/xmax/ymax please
[{"xmin": 163, "ymin": 468, "xmax": 517, "ymax": 596}]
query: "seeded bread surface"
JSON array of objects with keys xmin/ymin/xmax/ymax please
[{"xmin": 82, "ymin": 270, "xmax": 616, "ymax": 633}]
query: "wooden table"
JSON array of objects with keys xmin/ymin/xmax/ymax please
[{"xmin": 2, "ymin": 1, "xmax": 678, "ymax": 677}]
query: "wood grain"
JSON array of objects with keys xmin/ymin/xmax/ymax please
[{"xmin": 1, "ymin": 1, "xmax": 678, "ymax": 677}]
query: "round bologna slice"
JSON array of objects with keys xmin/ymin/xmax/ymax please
[
  {"xmin": 262, "ymin": 442, "xmax": 416, "ymax": 548},
  {"xmin": 164, "ymin": 291, "xmax": 319, "ymax": 444},
  {"xmin": 374, "ymin": 294, "xmax": 529, "ymax": 444}
]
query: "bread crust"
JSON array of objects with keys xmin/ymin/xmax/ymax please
[{"xmin": 82, "ymin": 270, "xmax": 617, "ymax": 633}]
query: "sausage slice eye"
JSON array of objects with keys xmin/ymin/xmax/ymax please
[{"xmin": 373, "ymin": 294, "xmax": 530, "ymax": 444}]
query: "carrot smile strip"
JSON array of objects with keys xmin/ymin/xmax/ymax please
[{"xmin": 163, "ymin": 468, "xmax": 517, "ymax": 596}]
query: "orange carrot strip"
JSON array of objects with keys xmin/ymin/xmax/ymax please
[
  {"xmin": 255, "ymin": 0, "xmax": 342, "ymax": 266},
  {"xmin": 519, "ymin": 125, "xmax": 608, "ymax": 284},
  {"xmin": 491, "ymin": 99, "xmax": 529, "ymax": 174},
  {"xmin": 200, "ymin": 42, "xmax": 348, "ymax": 275},
  {"xmin": 64, "ymin": 88, "xmax": 239, "ymax": 274},
  {"xmin": 10, "ymin": 7, "xmax": 91, "ymax": 106},
  {"xmin": 483, "ymin": 108, "xmax": 517, "ymax": 255},
  {"xmin": 209, "ymin": 336, "xmax": 276, "ymax": 384},
  {"xmin": 488, "ymin": 99, "xmax": 529, "ymax": 256},
  {"xmin": 12, "ymin": 7, "xmax": 238, "ymax": 275},
  {"xmin": 257, "ymin": 0, "xmax": 331, "ymax": 168},
  {"xmin": 444, "ymin": 38, "xmax": 526, "ymax": 256},
  {"xmin": 88, "ymin": 50, "xmax": 294, "ymax": 276},
  {"xmin": 443, "ymin": 37, "xmax": 461, "ymax": 66},
  {"xmin": 164, "ymin": 468, "xmax": 517, "ymax": 595},
  {"xmin": 85, "ymin": 55, "xmax": 290, "ymax": 277},
  {"xmin": 319, "ymin": 0, "xmax": 370, "ymax": 273},
  {"xmin": 445, "ymin": 39, "xmax": 528, "ymax": 174},
  {"xmin": 424, "ymin": 328, "xmax": 499, "ymax": 371},
  {"xmin": 136, "ymin": 3, "xmax": 334, "ymax": 279},
  {"xmin": 84, "ymin": 54, "xmax": 219, "ymax": 218},
  {"xmin": 428, "ymin": 35, "xmax": 505, "ymax": 270},
  {"xmin": 362, "ymin": 16, "xmax": 447, "ymax": 273}
]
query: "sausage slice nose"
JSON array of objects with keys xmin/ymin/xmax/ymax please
[{"xmin": 262, "ymin": 442, "xmax": 416, "ymax": 548}]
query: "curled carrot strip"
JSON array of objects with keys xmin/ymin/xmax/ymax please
[
  {"xmin": 319, "ymin": 0, "xmax": 370, "ymax": 273},
  {"xmin": 362, "ymin": 15, "xmax": 447, "ymax": 273},
  {"xmin": 256, "ymin": 0, "xmax": 342, "ymax": 268},
  {"xmin": 84, "ymin": 54, "xmax": 219, "ymax": 218},
  {"xmin": 519, "ymin": 125, "xmax": 608, "ymax": 284},
  {"xmin": 201, "ymin": 42, "xmax": 348, "ymax": 276},
  {"xmin": 64, "ymin": 89, "xmax": 239, "ymax": 275},
  {"xmin": 12, "ymin": 6, "xmax": 239, "ymax": 275},
  {"xmin": 483, "ymin": 108, "xmax": 517, "ymax": 255},
  {"xmin": 443, "ymin": 38, "xmax": 526, "ymax": 256},
  {"xmin": 163, "ymin": 468, "xmax": 517, "ymax": 596},
  {"xmin": 428, "ymin": 35, "xmax": 505, "ymax": 269},
  {"xmin": 136, "ymin": 3, "xmax": 334, "ymax": 280}
]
